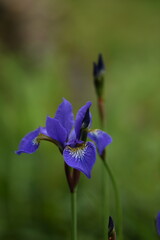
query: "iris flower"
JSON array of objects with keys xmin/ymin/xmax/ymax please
[{"xmin": 16, "ymin": 99, "xmax": 112, "ymax": 178}]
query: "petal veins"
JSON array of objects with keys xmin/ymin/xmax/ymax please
[{"xmin": 63, "ymin": 141, "xmax": 96, "ymax": 178}]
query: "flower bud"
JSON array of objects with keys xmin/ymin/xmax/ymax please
[
  {"xmin": 108, "ymin": 216, "xmax": 116, "ymax": 240},
  {"xmin": 156, "ymin": 212, "xmax": 160, "ymax": 236},
  {"xmin": 93, "ymin": 54, "xmax": 105, "ymax": 98}
]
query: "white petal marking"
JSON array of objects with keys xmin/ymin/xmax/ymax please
[
  {"xmin": 66, "ymin": 144, "xmax": 88, "ymax": 162},
  {"xmin": 32, "ymin": 137, "xmax": 39, "ymax": 145}
]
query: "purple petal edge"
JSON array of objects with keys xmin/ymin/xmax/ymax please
[
  {"xmin": 16, "ymin": 127, "xmax": 41, "ymax": 155},
  {"xmin": 88, "ymin": 129, "xmax": 112, "ymax": 155}
]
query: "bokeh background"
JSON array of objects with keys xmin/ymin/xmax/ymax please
[{"xmin": 0, "ymin": 0, "xmax": 160, "ymax": 239}]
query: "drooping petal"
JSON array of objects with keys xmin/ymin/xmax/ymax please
[
  {"xmin": 88, "ymin": 129, "xmax": 112, "ymax": 155},
  {"xmin": 63, "ymin": 141, "xmax": 96, "ymax": 178},
  {"xmin": 16, "ymin": 128, "xmax": 41, "ymax": 155},
  {"xmin": 54, "ymin": 98, "xmax": 74, "ymax": 136},
  {"xmin": 75, "ymin": 101, "xmax": 92, "ymax": 140},
  {"xmin": 46, "ymin": 116, "xmax": 67, "ymax": 145},
  {"xmin": 156, "ymin": 212, "xmax": 160, "ymax": 236}
]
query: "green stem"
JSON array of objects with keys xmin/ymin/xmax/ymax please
[
  {"xmin": 103, "ymin": 160, "xmax": 122, "ymax": 240},
  {"xmin": 71, "ymin": 190, "xmax": 77, "ymax": 240},
  {"xmin": 101, "ymin": 162, "xmax": 109, "ymax": 238},
  {"xmin": 97, "ymin": 101, "xmax": 109, "ymax": 238}
]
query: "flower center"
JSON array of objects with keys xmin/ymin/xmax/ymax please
[{"xmin": 67, "ymin": 143, "xmax": 87, "ymax": 162}]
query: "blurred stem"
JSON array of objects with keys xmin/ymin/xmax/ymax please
[
  {"xmin": 71, "ymin": 190, "xmax": 77, "ymax": 240},
  {"xmin": 103, "ymin": 160, "xmax": 122, "ymax": 240},
  {"xmin": 101, "ymin": 160, "xmax": 109, "ymax": 238},
  {"xmin": 98, "ymin": 97, "xmax": 108, "ymax": 238},
  {"xmin": 97, "ymin": 96, "xmax": 122, "ymax": 239},
  {"xmin": 98, "ymin": 97, "xmax": 105, "ymax": 126}
]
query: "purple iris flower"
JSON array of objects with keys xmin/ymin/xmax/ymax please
[
  {"xmin": 16, "ymin": 99, "xmax": 112, "ymax": 178},
  {"xmin": 156, "ymin": 212, "xmax": 160, "ymax": 236}
]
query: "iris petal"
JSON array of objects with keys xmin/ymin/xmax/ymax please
[
  {"xmin": 75, "ymin": 102, "xmax": 92, "ymax": 140},
  {"xmin": 63, "ymin": 141, "xmax": 96, "ymax": 178},
  {"xmin": 68, "ymin": 129, "xmax": 76, "ymax": 142},
  {"xmin": 55, "ymin": 98, "xmax": 74, "ymax": 136},
  {"xmin": 39, "ymin": 127, "xmax": 48, "ymax": 136},
  {"xmin": 88, "ymin": 129, "xmax": 112, "ymax": 155},
  {"xmin": 16, "ymin": 128, "xmax": 41, "ymax": 155},
  {"xmin": 46, "ymin": 116, "xmax": 67, "ymax": 145}
]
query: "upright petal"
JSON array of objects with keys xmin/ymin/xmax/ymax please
[
  {"xmin": 88, "ymin": 129, "xmax": 112, "ymax": 155},
  {"xmin": 39, "ymin": 127, "xmax": 48, "ymax": 136},
  {"xmin": 63, "ymin": 141, "xmax": 96, "ymax": 178},
  {"xmin": 75, "ymin": 102, "xmax": 92, "ymax": 140},
  {"xmin": 54, "ymin": 98, "xmax": 74, "ymax": 136},
  {"xmin": 16, "ymin": 128, "xmax": 41, "ymax": 155},
  {"xmin": 46, "ymin": 116, "xmax": 67, "ymax": 145},
  {"xmin": 68, "ymin": 129, "xmax": 76, "ymax": 142}
]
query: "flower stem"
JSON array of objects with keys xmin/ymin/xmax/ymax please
[
  {"xmin": 97, "ymin": 98, "xmax": 109, "ymax": 238},
  {"xmin": 103, "ymin": 159, "xmax": 122, "ymax": 240},
  {"xmin": 101, "ymin": 161, "xmax": 109, "ymax": 238},
  {"xmin": 71, "ymin": 190, "xmax": 77, "ymax": 240}
]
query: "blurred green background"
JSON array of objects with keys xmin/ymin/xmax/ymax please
[{"xmin": 0, "ymin": 0, "xmax": 160, "ymax": 239}]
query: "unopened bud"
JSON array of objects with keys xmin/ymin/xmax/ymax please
[
  {"xmin": 156, "ymin": 212, "xmax": 160, "ymax": 236},
  {"xmin": 108, "ymin": 216, "xmax": 116, "ymax": 240},
  {"xmin": 93, "ymin": 54, "xmax": 105, "ymax": 98}
]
